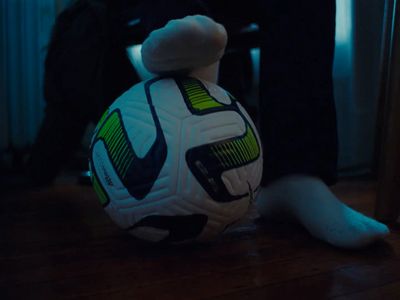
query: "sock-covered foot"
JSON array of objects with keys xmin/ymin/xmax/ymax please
[
  {"xmin": 256, "ymin": 175, "xmax": 390, "ymax": 248},
  {"xmin": 141, "ymin": 15, "xmax": 227, "ymax": 83}
]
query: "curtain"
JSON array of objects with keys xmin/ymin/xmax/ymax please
[
  {"xmin": 334, "ymin": 0, "xmax": 385, "ymax": 176},
  {"xmin": 0, "ymin": 0, "xmax": 70, "ymax": 153}
]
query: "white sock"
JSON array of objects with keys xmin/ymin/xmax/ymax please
[
  {"xmin": 256, "ymin": 175, "xmax": 390, "ymax": 248},
  {"xmin": 141, "ymin": 15, "xmax": 227, "ymax": 83}
]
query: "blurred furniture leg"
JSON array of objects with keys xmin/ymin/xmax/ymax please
[{"xmin": 375, "ymin": 0, "xmax": 400, "ymax": 222}]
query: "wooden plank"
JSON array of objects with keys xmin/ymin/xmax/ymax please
[
  {"xmin": 333, "ymin": 280, "xmax": 400, "ymax": 300},
  {"xmin": 2, "ymin": 181, "xmax": 400, "ymax": 300},
  {"xmin": 211, "ymin": 260, "xmax": 400, "ymax": 300}
]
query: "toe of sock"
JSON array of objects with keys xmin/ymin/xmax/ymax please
[{"xmin": 329, "ymin": 220, "xmax": 390, "ymax": 249}]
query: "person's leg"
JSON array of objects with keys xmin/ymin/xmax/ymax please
[
  {"xmin": 141, "ymin": 14, "xmax": 227, "ymax": 83},
  {"xmin": 140, "ymin": 0, "xmax": 257, "ymax": 85},
  {"xmin": 258, "ymin": 0, "xmax": 338, "ymax": 184},
  {"xmin": 26, "ymin": 104, "xmax": 90, "ymax": 186},
  {"xmin": 256, "ymin": 0, "xmax": 389, "ymax": 248}
]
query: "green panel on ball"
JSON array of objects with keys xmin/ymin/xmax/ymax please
[
  {"xmin": 95, "ymin": 110, "xmax": 134, "ymax": 179},
  {"xmin": 91, "ymin": 171, "xmax": 109, "ymax": 206},
  {"xmin": 211, "ymin": 124, "xmax": 260, "ymax": 169},
  {"xmin": 178, "ymin": 77, "xmax": 224, "ymax": 113}
]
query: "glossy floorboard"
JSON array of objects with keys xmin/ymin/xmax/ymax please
[{"xmin": 1, "ymin": 180, "xmax": 400, "ymax": 299}]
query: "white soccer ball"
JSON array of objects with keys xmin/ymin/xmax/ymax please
[{"xmin": 89, "ymin": 76, "xmax": 263, "ymax": 243}]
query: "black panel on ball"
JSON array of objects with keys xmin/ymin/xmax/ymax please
[{"xmin": 128, "ymin": 214, "xmax": 209, "ymax": 243}]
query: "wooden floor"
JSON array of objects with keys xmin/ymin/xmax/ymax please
[{"xmin": 1, "ymin": 179, "xmax": 400, "ymax": 300}]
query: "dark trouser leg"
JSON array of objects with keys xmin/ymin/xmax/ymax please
[
  {"xmin": 258, "ymin": 0, "xmax": 338, "ymax": 186},
  {"xmin": 26, "ymin": 103, "xmax": 89, "ymax": 186}
]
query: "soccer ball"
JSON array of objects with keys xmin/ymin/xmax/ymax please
[{"xmin": 89, "ymin": 76, "xmax": 263, "ymax": 243}]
